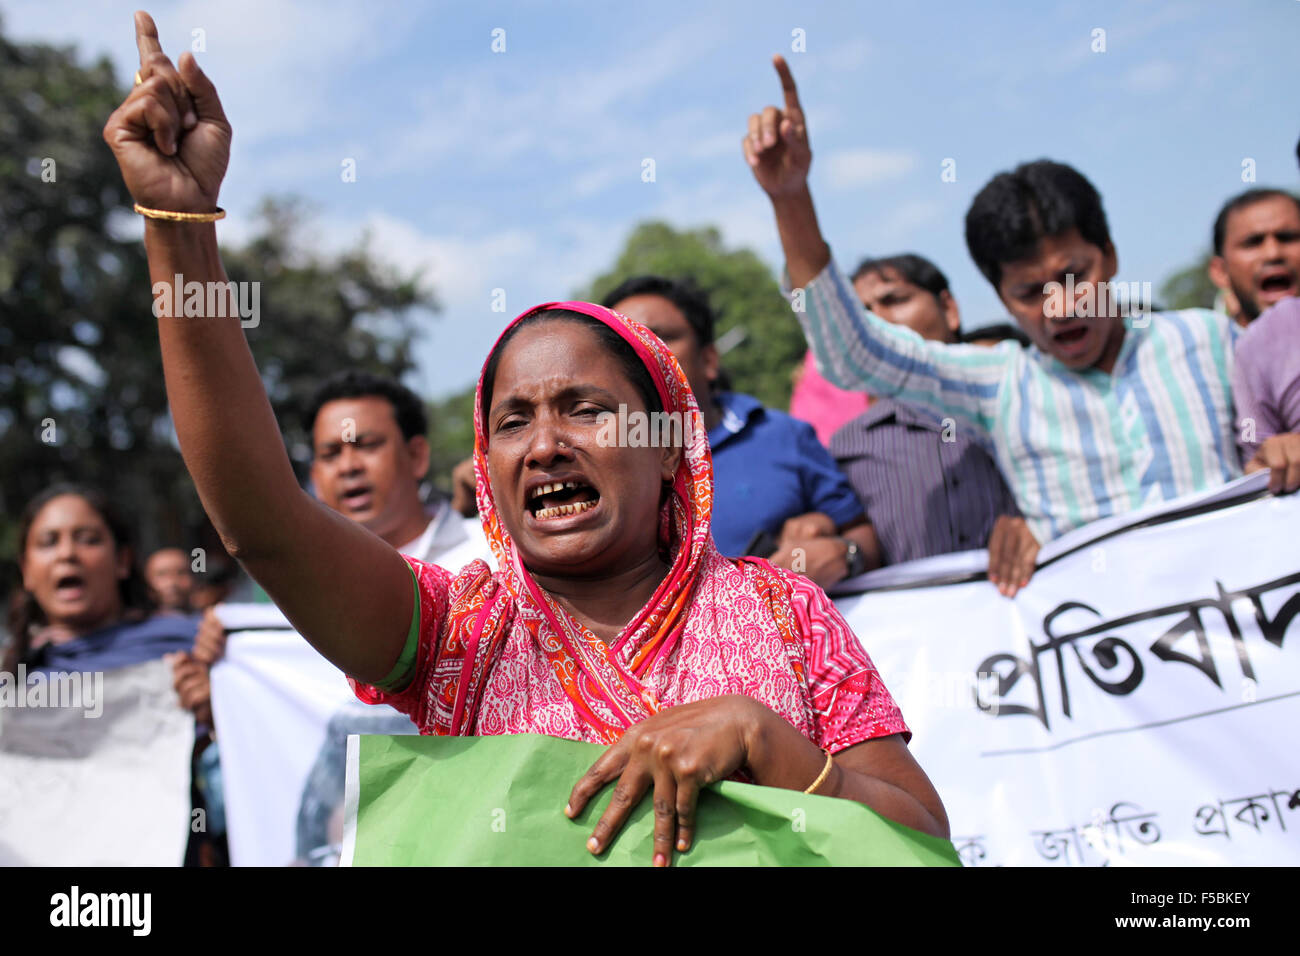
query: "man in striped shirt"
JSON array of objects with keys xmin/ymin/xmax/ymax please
[{"xmin": 741, "ymin": 57, "xmax": 1241, "ymax": 543}]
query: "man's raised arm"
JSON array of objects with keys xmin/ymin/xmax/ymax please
[
  {"xmin": 741, "ymin": 56, "xmax": 830, "ymax": 287},
  {"xmin": 741, "ymin": 55, "xmax": 1005, "ymax": 438}
]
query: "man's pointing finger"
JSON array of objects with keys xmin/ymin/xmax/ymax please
[{"xmin": 773, "ymin": 54, "xmax": 803, "ymax": 115}]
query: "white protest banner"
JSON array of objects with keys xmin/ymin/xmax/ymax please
[
  {"xmin": 0, "ymin": 658, "xmax": 194, "ymax": 866},
  {"xmin": 210, "ymin": 605, "xmax": 417, "ymax": 867},
  {"xmin": 832, "ymin": 473, "xmax": 1299, "ymax": 866}
]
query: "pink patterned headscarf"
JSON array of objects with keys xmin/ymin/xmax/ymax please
[{"xmin": 425, "ymin": 302, "xmax": 809, "ymax": 741}]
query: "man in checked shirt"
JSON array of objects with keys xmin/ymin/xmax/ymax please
[{"xmin": 831, "ymin": 253, "xmax": 1040, "ymax": 596}]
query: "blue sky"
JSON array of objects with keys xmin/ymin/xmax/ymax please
[{"xmin": 7, "ymin": 0, "xmax": 1298, "ymax": 399}]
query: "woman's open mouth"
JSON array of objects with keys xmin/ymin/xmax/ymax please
[
  {"xmin": 526, "ymin": 480, "xmax": 601, "ymax": 521},
  {"xmin": 53, "ymin": 573, "xmax": 87, "ymax": 601}
]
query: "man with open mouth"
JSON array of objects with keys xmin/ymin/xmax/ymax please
[
  {"xmin": 1209, "ymin": 187, "xmax": 1300, "ymax": 328},
  {"xmin": 1225, "ymin": 169, "xmax": 1300, "ymax": 493},
  {"xmin": 303, "ymin": 370, "xmax": 488, "ymax": 570},
  {"xmin": 743, "ymin": 55, "xmax": 1254, "ymax": 545}
]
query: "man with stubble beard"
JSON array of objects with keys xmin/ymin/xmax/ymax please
[{"xmin": 1208, "ymin": 188, "xmax": 1300, "ymax": 328}]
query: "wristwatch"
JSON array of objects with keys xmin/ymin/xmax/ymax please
[{"xmin": 841, "ymin": 537, "xmax": 866, "ymax": 578}]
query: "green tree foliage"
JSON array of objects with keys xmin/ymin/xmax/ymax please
[
  {"xmin": 0, "ymin": 22, "xmax": 434, "ymax": 601},
  {"xmin": 422, "ymin": 221, "xmax": 806, "ymax": 494},
  {"xmin": 223, "ymin": 197, "xmax": 434, "ymax": 476},
  {"xmin": 577, "ymin": 221, "xmax": 805, "ymax": 410},
  {"xmin": 425, "ymin": 385, "xmax": 477, "ymax": 493},
  {"xmin": 1159, "ymin": 253, "xmax": 1219, "ymax": 311}
]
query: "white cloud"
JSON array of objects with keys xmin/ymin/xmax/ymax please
[
  {"xmin": 374, "ymin": 15, "xmax": 720, "ymax": 178},
  {"xmin": 826, "ymin": 36, "xmax": 873, "ymax": 72},
  {"xmin": 3, "ymin": 0, "xmax": 414, "ymax": 145},
  {"xmin": 301, "ymin": 212, "xmax": 537, "ymax": 308},
  {"xmin": 1122, "ymin": 59, "xmax": 1178, "ymax": 94},
  {"xmin": 869, "ymin": 198, "xmax": 946, "ymax": 246},
  {"xmin": 277, "ymin": 210, "xmax": 635, "ymax": 397},
  {"xmin": 570, "ymin": 164, "xmax": 624, "ymax": 199},
  {"xmin": 684, "ymin": 130, "xmax": 744, "ymax": 162},
  {"xmin": 824, "ymin": 148, "xmax": 918, "ymax": 189}
]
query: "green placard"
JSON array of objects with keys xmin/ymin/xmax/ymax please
[{"xmin": 346, "ymin": 733, "xmax": 960, "ymax": 867}]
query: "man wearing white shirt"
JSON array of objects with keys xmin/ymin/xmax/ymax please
[{"xmin": 302, "ymin": 370, "xmax": 489, "ymax": 570}]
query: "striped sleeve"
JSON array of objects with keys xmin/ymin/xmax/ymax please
[{"xmin": 789, "ymin": 257, "xmax": 1011, "ymax": 445}]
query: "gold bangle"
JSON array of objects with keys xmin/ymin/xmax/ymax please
[
  {"xmin": 804, "ymin": 749, "xmax": 835, "ymax": 795},
  {"xmin": 133, "ymin": 202, "xmax": 226, "ymax": 222}
]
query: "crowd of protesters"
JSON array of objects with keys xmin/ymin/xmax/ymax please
[{"xmin": 3, "ymin": 27, "xmax": 1300, "ymax": 866}]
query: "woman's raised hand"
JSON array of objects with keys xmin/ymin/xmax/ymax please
[
  {"xmin": 742, "ymin": 55, "xmax": 813, "ymax": 199},
  {"xmin": 102, "ymin": 11, "xmax": 231, "ymax": 214}
]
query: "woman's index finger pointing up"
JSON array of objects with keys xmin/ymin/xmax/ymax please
[{"xmin": 134, "ymin": 10, "xmax": 166, "ymax": 68}]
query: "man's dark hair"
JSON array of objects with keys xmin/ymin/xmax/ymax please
[
  {"xmin": 965, "ymin": 159, "xmax": 1113, "ymax": 289},
  {"xmin": 1211, "ymin": 188, "xmax": 1300, "ymax": 255},
  {"xmin": 302, "ymin": 370, "xmax": 428, "ymax": 441},
  {"xmin": 601, "ymin": 274, "xmax": 717, "ymax": 347},
  {"xmin": 850, "ymin": 253, "xmax": 951, "ymax": 299},
  {"xmin": 958, "ymin": 323, "xmax": 1030, "ymax": 347}
]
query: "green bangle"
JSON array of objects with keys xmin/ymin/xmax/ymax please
[{"xmin": 372, "ymin": 562, "xmax": 421, "ymax": 692}]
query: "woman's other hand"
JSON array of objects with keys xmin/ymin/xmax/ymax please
[{"xmin": 565, "ymin": 694, "xmax": 767, "ymax": 867}]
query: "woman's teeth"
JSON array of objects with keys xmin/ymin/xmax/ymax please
[
  {"xmin": 529, "ymin": 480, "xmax": 581, "ymax": 500},
  {"xmin": 534, "ymin": 498, "xmax": 597, "ymax": 520}
]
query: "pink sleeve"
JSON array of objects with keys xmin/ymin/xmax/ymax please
[
  {"xmin": 784, "ymin": 571, "xmax": 910, "ymax": 752},
  {"xmin": 348, "ymin": 555, "xmax": 455, "ymax": 732}
]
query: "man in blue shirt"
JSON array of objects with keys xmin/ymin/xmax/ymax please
[{"xmin": 603, "ymin": 275, "xmax": 879, "ymax": 588}]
